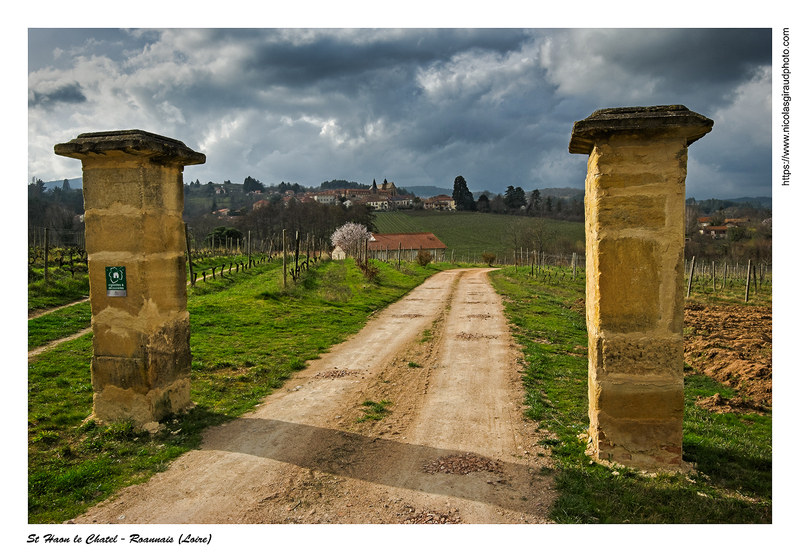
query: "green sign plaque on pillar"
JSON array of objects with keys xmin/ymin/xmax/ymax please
[{"xmin": 106, "ymin": 266, "xmax": 127, "ymax": 297}]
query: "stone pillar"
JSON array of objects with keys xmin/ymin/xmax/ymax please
[
  {"xmin": 569, "ymin": 106, "xmax": 713, "ymax": 469},
  {"xmin": 55, "ymin": 130, "xmax": 205, "ymax": 429}
]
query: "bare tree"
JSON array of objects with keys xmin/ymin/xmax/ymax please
[{"xmin": 525, "ymin": 216, "xmax": 555, "ymax": 267}]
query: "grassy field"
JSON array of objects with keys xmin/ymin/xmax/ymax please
[
  {"xmin": 28, "ymin": 302, "xmax": 92, "ymax": 350},
  {"xmin": 374, "ymin": 211, "xmax": 585, "ymax": 259},
  {"xmin": 28, "ymin": 271, "xmax": 90, "ymax": 312},
  {"xmin": 28, "ymin": 257, "xmax": 446, "ymax": 523},
  {"xmin": 489, "ymin": 268, "xmax": 771, "ymax": 523}
]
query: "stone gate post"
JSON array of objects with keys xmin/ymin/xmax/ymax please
[
  {"xmin": 55, "ymin": 130, "xmax": 205, "ymax": 429},
  {"xmin": 569, "ymin": 106, "xmax": 713, "ymax": 469}
]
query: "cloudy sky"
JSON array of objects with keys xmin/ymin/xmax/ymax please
[{"xmin": 28, "ymin": 26, "xmax": 773, "ymax": 199}]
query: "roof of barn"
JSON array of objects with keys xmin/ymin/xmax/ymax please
[{"xmin": 367, "ymin": 232, "xmax": 446, "ymax": 251}]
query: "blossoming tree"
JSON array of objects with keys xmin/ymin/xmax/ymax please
[{"xmin": 330, "ymin": 222, "xmax": 372, "ymax": 260}]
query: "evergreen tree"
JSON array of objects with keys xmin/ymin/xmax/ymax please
[
  {"xmin": 514, "ymin": 187, "xmax": 527, "ymax": 209},
  {"xmin": 452, "ymin": 175, "xmax": 476, "ymax": 211},
  {"xmin": 530, "ymin": 189, "xmax": 541, "ymax": 213},
  {"xmin": 243, "ymin": 176, "xmax": 265, "ymax": 193},
  {"xmin": 476, "ymin": 194, "xmax": 491, "ymax": 213},
  {"xmin": 29, "ymin": 178, "xmax": 46, "ymax": 197},
  {"xmin": 504, "ymin": 186, "xmax": 528, "ymax": 210}
]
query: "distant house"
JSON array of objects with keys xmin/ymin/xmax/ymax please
[
  {"xmin": 423, "ymin": 195, "xmax": 455, "ymax": 211},
  {"xmin": 313, "ymin": 190, "xmax": 341, "ymax": 205},
  {"xmin": 345, "ymin": 188, "xmax": 372, "ymax": 199},
  {"xmin": 388, "ymin": 195, "xmax": 414, "ymax": 209},
  {"xmin": 700, "ymin": 225, "xmax": 728, "ymax": 238},
  {"xmin": 365, "ymin": 195, "xmax": 390, "ymax": 211}
]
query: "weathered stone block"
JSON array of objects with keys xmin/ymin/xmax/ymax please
[
  {"xmin": 91, "ymin": 356, "xmax": 149, "ymax": 394},
  {"xmin": 595, "ymin": 172, "xmax": 676, "ymax": 190},
  {"xmin": 92, "ymin": 377, "xmax": 192, "ymax": 426},
  {"xmin": 669, "ymin": 253, "xmax": 686, "ymax": 334},
  {"xmin": 596, "ymin": 194, "xmax": 666, "ymax": 231},
  {"xmin": 595, "ymin": 414, "xmax": 683, "ymax": 453},
  {"xmin": 137, "ymin": 256, "xmax": 188, "ymax": 311},
  {"xmin": 596, "ymin": 334, "xmax": 684, "ymax": 377},
  {"xmin": 594, "ymin": 381, "xmax": 684, "ymax": 420},
  {"xmin": 596, "ymin": 237, "xmax": 660, "ymax": 333},
  {"xmin": 84, "ymin": 211, "xmax": 144, "ymax": 254},
  {"xmin": 141, "ymin": 214, "xmax": 187, "ymax": 254}
]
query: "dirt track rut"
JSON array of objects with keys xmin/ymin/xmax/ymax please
[{"xmin": 73, "ymin": 268, "xmax": 556, "ymax": 524}]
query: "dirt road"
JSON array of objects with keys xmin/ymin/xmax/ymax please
[{"xmin": 72, "ymin": 268, "xmax": 556, "ymax": 524}]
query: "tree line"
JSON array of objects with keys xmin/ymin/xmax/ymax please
[
  {"xmin": 28, "ymin": 178, "xmax": 84, "ymax": 232},
  {"xmin": 452, "ymin": 175, "xmax": 585, "ymax": 222}
]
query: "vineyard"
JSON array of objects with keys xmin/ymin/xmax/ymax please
[
  {"xmin": 684, "ymin": 256, "xmax": 771, "ymax": 305},
  {"xmin": 374, "ymin": 211, "xmax": 585, "ymax": 259}
]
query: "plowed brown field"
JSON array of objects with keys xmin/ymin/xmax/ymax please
[{"xmin": 684, "ymin": 302, "xmax": 772, "ymax": 414}]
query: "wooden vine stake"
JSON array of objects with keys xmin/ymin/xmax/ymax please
[
  {"xmin": 711, "ymin": 260, "xmax": 716, "ymax": 292},
  {"xmin": 185, "ymin": 223, "xmax": 195, "ymax": 286},
  {"xmin": 745, "ymin": 259, "xmax": 752, "ymax": 302},
  {"xmin": 282, "ymin": 229, "xmax": 287, "ymax": 287},
  {"xmin": 43, "ymin": 227, "xmax": 50, "ymax": 282}
]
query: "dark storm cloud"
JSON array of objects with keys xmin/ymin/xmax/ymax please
[
  {"xmin": 241, "ymin": 28, "xmax": 532, "ymax": 87},
  {"xmin": 592, "ymin": 29, "xmax": 770, "ymax": 81},
  {"xmin": 584, "ymin": 28, "xmax": 771, "ymax": 111},
  {"xmin": 28, "ymin": 82, "xmax": 87, "ymax": 108}
]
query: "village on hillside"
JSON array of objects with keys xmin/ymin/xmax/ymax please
[{"xmin": 209, "ymin": 179, "xmax": 455, "ymax": 218}]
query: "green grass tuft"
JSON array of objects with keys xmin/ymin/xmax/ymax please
[{"xmin": 357, "ymin": 400, "xmax": 392, "ymax": 422}]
